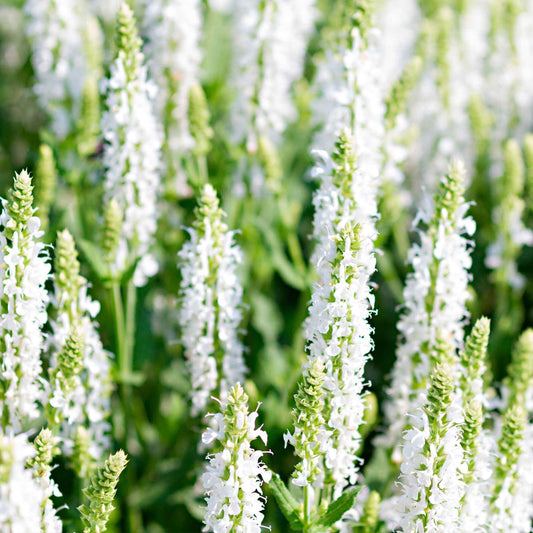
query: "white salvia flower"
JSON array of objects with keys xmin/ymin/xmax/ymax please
[
  {"xmin": 313, "ymin": 15, "xmax": 385, "ymax": 186},
  {"xmin": 229, "ymin": 0, "xmax": 317, "ymax": 150},
  {"xmin": 47, "ymin": 230, "xmax": 112, "ymax": 459},
  {"xmin": 0, "ymin": 432, "xmax": 59, "ymax": 532},
  {"xmin": 178, "ymin": 185, "xmax": 247, "ymax": 417},
  {"xmin": 25, "ymin": 0, "xmax": 88, "ymax": 138},
  {"xmin": 201, "ymin": 383, "xmax": 271, "ymax": 533},
  {"xmin": 0, "ymin": 171, "xmax": 50, "ymax": 430},
  {"xmin": 101, "ymin": 3, "xmax": 163, "ymax": 287},
  {"xmin": 398, "ymin": 362, "xmax": 465, "ymax": 533},
  {"xmin": 379, "ymin": 162, "xmax": 474, "ymax": 459},
  {"xmin": 142, "ymin": 0, "xmax": 203, "ymax": 189}
]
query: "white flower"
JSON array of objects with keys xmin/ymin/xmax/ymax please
[
  {"xmin": 229, "ymin": 0, "xmax": 317, "ymax": 149},
  {"xmin": 398, "ymin": 364, "xmax": 465, "ymax": 533},
  {"xmin": 178, "ymin": 185, "xmax": 247, "ymax": 416},
  {"xmin": 201, "ymin": 384, "xmax": 271, "ymax": 533},
  {"xmin": 380, "ymin": 162, "xmax": 474, "ymax": 457},
  {"xmin": 25, "ymin": 0, "xmax": 88, "ymax": 138},
  {"xmin": 47, "ymin": 230, "xmax": 112, "ymax": 460},
  {"xmin": 0, "ymin": 432, "xmax": 60, "ymax": 532},
  {"xmin": 101, "ymin": 3, "xmax": 163, "ymax": 287},
  {"xmin": 312, "ymin": 26, "xmax": 385, "ymax": 185},
  {"xmin": 142, "ymin": 0, "xmax": 203, "ymax": 192},
  {"xmin": 0, "ymin": 171, "xmax": 50, "ymax": 430}
]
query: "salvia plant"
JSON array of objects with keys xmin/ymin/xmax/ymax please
[{"xmin": 1, "ymin": 0, "xmax": 533, "ymax": 531}]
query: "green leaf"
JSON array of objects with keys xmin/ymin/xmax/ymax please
[
  {"xmin": 313, "ymin": 486, "xmax": 359, "ymax": 529},
  {"xmin": 268, "ymin": 472, "xmax": 302, "ymax": 531},
  {"xmin": 78, "ymin": 239, "xmax": 111, "ymax": 282},
  {"xmin": 259, "ymin": 223, "xmax": 307, "ymax": 290}
]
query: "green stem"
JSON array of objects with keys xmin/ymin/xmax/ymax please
[
  {"xmin": 303, "ymin": 485, "xmax": 311, "ymax": 532},
  {"xmin": 111, "ymin": 282, "xmax": 126, "ymax": 377},
  {"xmin": 124, "ymin": 279, "xmax": 137, "ymax": 379}
]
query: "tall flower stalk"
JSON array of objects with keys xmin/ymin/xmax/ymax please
[
  {"xmin": 101, "ymin": 2, "xmax": 163, "ymax": 288},
  {"xmin": 380, "ymin": 161, "xmax": 474, "ymax": 459},
  {"xmin": 178, "ymin": 184, "xmax": 247, "ymax": 417},
  {"xmin": 0, "ymin": 171, "xmax": 50, "ymax": 430},
  {"xmin": 142, "ymin": 0, "xmax": 204, "ymax": 194},
  {"xmin": 47, "ymin": 229, "xmax": 112, "ymax": 463}
]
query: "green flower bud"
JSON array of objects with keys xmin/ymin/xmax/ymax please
[
  {"xmin": 34, "ymin": 145, "xmax": 57, "ymax": 232},
  {"xmin": 5, "ymin": 170, "xmax": 35, "ymax": 238},
  {"xmin": 433, "ymin": 160, "xmax": 467, "ymax": 227},
  {"xmin": 468, "ymin": 95, "xmax": 493, "ymax": 155},
  {"xmin": 491, "ymin": 402, "xmax": 526, "ymax": 509},
  {"xmin": 72, "ymin": 426, "xmax": 97, "ymax": 482},
  {"xmin": 360, "ymin": 491, "xmax": 380, "ymax": 533},
  {"xmin": 188, "ymin": 83, "xmax": 213, "ymax": 158},
  {"xmin": 426, "ymin": 363, "xmax": 454, "ymax": 424},
  {"xmin": 79, "ymin": 449, "xmax": 128, "ymax": 533},
  {"xmin": 502, "ymin": 139, "xmax": 525, "ymax": 199},
  {"xmin": 55, "ymin": 229, "xmax": 84, "ymax": 314},
  {"xmin": 194, "ymin": 184, "xmax": 228, "ymax": 244},
  {"xmin": 55, "ymin": 325, "xmax": 85, "ymax": 395},
  {"xmin": 27, "ymin": 428, "xmax": 60, "ymax": 480},
  {"xmin": 257, "ymin": 135, "xmax": 282, "ymax": 194},
  {"xmin": 332, "ymin": 128, "xmax": 357, "ymax": 197},
  {"xmin": 289, "ymin": 359, "xmax": 327, "ymax": 486},
  {"xmin": 523, "ymin": 134, "xmax": 533, "ymax": 198},
  {"xmin": 459, "ymin": 317, "xmax": 490, "ymax": 398},
  {"xmin": 506, "ymin": 329, "xmax": 533, "ymax": 405},
  {"xmin": 116, "ymin": 3, "xmax": 142, "ymax": 81},
  {"xmin": 78, "ymin": 76, "xmax": 101, "ymax": 157},
  {"xmin": 385, "ymin": 56, "xmax": 423, "ymax": 131},
  {"xmin": 102, "ymin": 199, "xmax": 123, "ymax": 265}
]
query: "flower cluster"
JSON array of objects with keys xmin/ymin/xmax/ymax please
[
  {"xmin": 201, "ymin": 383, "xmax": 271, "ymax": 533},
  {"xmin": 0, "ymin": 170, "xmax": 50, "ymax": 429},
  {"xmin": 229, "ymin": 0, "xmax": 317, "ymax": 149},
  {"xmin": 380, "ymin": 161, "xmax": 474, "ymax": 458},
  {"xmin": 142, "ymin": 0, "xmax": 203, "ymax": 191},
  {"xmin": 178, "ymin": 184, "xmax": 247, "ymax": 416},
  {"xmin": 101, "ymin": 2, "xmax": 163, "ymax": 286},
  {"xmin": 47, "ymin": 229, "xmax": 112, "ymax": 461}
]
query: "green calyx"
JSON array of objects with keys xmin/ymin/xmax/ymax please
[
  {"xmin": 27, "ymin": 428, "xmax": 59, "ymax": 480},
  {"xmin": 506, "ymin": 329, "xmax": 533, "ymax": 404},
  {"xmin": 502, "ymin": 138, "xmax": 525, "ymax": 199},
  {"xmin": 194, "ymin": 184, "xmax": 228, "ymax": 243},
  {"xmin": 291, "ymin": 359, "xmax": 326, "ymax": 486},
  {"xmin": 433, "ymin": 161, "xmax": 467, "ymax": 226},
  {"xmin": 55, "ymin": 229, "xmax": 84, "ymax": 314},
  {"xmin": 57, "ymin": 325, "xmax": 85, "ymax": 391},
  {"xmin": 116, "ymin": 3, "xmax": 142, "ymax": 81},
  {"xmin": 360, "ymin": 490, "xmax": 380, "ymax": 533},
  {"xmin": 5, "ymin": 171, "xmax": 35, "ymax": 237},
  {"xmin": 468, "ymin": 95, "xmax": 494, "ymax": 155},
  {"xmin": 72, "ymin": 426, "xmax": 97, "ymax": 482},
  {"xmin": 223, "ymin": 383, "xmax": 250, "ymax": 440},
  {"xmin": 34, "ymin": 145, "xmax": 57, "ymax": 231},
  {"xmin": 102, "ymin": 198, "xmax": 123, "ymax": 265},
  {"xmin": 188, "ymin": 83, "xmax": 213, "ymax": 158},
  {"xmin": 332, "ymin": 129, "xmax": 357, "ymax": 197},
  {"xmin": 460, "ymin": 317, "xmax": 490, "ymax": 393},
  {"xmin": 385, "ymin": 56, "xmax": 423, "ymax": 131},
  {"xmin": 258, "ymin": 136, "xmax": 283, "ymax": 194},
  {"xmin": 79, "ymin": 449, "xmax": 128, "ymax": 533},
  {"xmin": 426, "ymin": 363, "xmax": 454, "ymax": 423}
]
